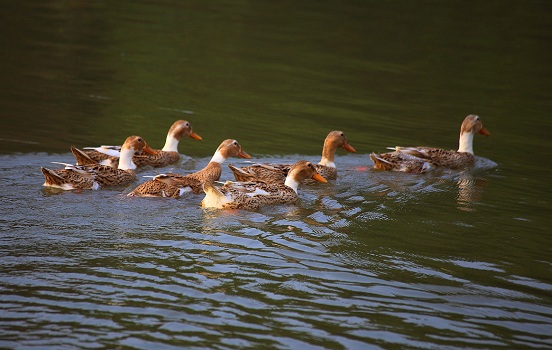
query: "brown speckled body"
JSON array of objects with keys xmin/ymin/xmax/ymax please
[
  {"xmin": 212, "ymin": 181, "xmax": 299, "ymax": 211},
  {"xmin": 370, "ymin": 151, "xmax": 430, "ymax": 173},
  {"xmin": 128, "ymin": 162, "xmax": 222, "ymax": 197},
  {"xmin": 93, "ymin": 165, "xmax": 137, "ymax": 187},
  {"xmin": 399, "ymin": 147, "xmax": 475, "ymax": 169},
  {"xmin": 128, "ymin": 139, "xmax": 250, "ymax": 198},
  {"xmin": 132, "ymin": 151, "xmax": 181, "ymax": 167},
  {"xmin": 228, "ymin": 163, "xmax": 288, "ymax": 183},
  {"xmin": 70, "ymin": 147, "xmax": 138, "ymax": 185},
  {"xmin": 41, "ymin": 167, "xmax": 98, "ymax": 190},
  {"xmin": 42, "ymin": 135, "xmax": 155, "ymax": 190},
  {"xmin": 202, "ymin": 160, "xmax": 327, "ymax": 211}
]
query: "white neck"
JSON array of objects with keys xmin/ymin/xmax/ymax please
[
  {"xmin": 458, "ymin": 132, "xmax": 474, "ymax": 154},
  {"xmin": 284, "ymin": 177, "xmax": 299, "ymax": 194},
  {"xmin": 318, "ymin": 158, "xmax": 335, "ymax": 168},
  {"xmin": 118, "ymin": 148, "xmax": 136, "ymax": 170},
  {"xmin": 210, "ymin": 150, "xmax": 226, "ymax": 164},
  {"xmin": 161, "ymin": 134, "xmax": 179, "ymax": 152}
]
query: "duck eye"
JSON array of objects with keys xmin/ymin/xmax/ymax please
[
  {"xmin": 233, "ymin": 141, "xmax": 238, "ymax": 146},
  {"xmin": 186, "ymin": 122, "xmax": 190, "ymax": 127},
  {"xmin": 137, "ymin": 138, "xmax": 143, "ymax": 142}
]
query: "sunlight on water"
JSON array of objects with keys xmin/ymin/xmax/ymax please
[{"xmin": 1, "ymin": 150, "xmax": 550, "ymax": 348}]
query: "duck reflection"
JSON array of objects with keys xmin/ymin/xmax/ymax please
[{"xmin": 455, "ymin": 172, "xmax": 488, "ymax": 212}]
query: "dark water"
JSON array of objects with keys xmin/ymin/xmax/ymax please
[{"xmin": 1, "ymin": 1, "xmax": 552, "ymax": 349}]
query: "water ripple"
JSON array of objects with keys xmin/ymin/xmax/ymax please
[{"xmin": 1, "ymin": 152, "xmax": 551, "ymax": 349}]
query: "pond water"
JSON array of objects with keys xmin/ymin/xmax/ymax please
[{"xmin": 1, "ymin": 1, "xmax": 551, "ymax": 349}]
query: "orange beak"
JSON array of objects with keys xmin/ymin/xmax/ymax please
[
  {"xmin": 143, "ymin": 143, "xmax": 158, "ymax": 155},
  {"xmin": 238, "ymin": 150, "xmax": 252, "ymax": 159},
  {"xmin": 478, "ymin": 127, "xmax": 491, "ymax": 136},
  {"xmin": 189, "ymin": 131, "xmax": 203, "ymax": 141},
  {"xmin": 343, "ymin": 143, "xmax": 356, "ymax": 153},
  {"xmin": 311, "ymin": 172, "xmax": 327, "ymax": 183}
]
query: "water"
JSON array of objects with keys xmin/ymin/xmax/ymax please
[{"xmin": 1, "ymin": 1, "xmax": 552, "ymax": 349}]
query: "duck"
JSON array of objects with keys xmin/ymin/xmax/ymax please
[
  {"xmin": 41, "ymin": 135, "xmax": 157, "ymax": 190},
  {"xmin": 81, "ymin": 120, "xmax": 202, "ymax": 168},
  {"xmin": 229, "ymin": 130, "xmax": 356, "ymax": 183},
  {"xmin": 201, "ymin": 160, "xmax": 327, "ymax": 210},
  {"xmin": 127, "ymin": 139, "xmax": 251, "ymax": 198},
  {"xmin": 370, "ymin": 114, "xmax": 490, "ymax": 173}
]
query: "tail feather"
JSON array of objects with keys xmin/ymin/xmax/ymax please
[
  {"xmin": 370, "ymin": 153, "xmax": 397, "ymax": 171},
  {"xmin": 41, "ymin": 167, "xmax": 98, "ymax": 190},
  {"xmin": 41, "ymin": 167, "xmax": 65, "ymax": 185},
  {"xmin": 228, "ymin": 164, "xmax": 248, "ymax": 175},
  {"xmin": 71, "ymin": 146, "xmax": 98, "ymax": 165},
  {"xmin": 50, "ymin": 162, "xmax": 94, "ymax": 177},
  {"xmin": 228, "ymin": 163, "xmax": 258, "ymax": 182},
  {"xmin": 370, "ymin": 153, "xmax": 391, "ymax": 165},
  {"xmin": 201, "ymin": 182, "xmax": 230, "ymax": 208}
]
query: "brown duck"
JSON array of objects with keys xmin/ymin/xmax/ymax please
[
  {"xmin": 81, "ymin": 120, "xmax": 202, "ymax": 168},
  {"xmin": 41, "ymin": 136, "xmax": 157, "ymax": 190},
  {"xmin": 201, "ymin": 160, "xmax": 327, "ymax": 210},
  {"xmin": 370, "ymin": 114, "xmax": 491, "ymax": 173},
  {"xmin": 127, "ymin": 139, "xmax": 251, "ymax": 198}
]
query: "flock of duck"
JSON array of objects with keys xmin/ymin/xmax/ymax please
[{"xmin": 40, "ymin": 115, "xmax": 490, "ymax": 210}]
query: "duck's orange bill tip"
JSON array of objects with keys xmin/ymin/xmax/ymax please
[
  {"xmin": 312, "ymin": 173, "xmax": 327, "ymax": 183},
  {"xmin": 238, "ymin": 151, "xmax": 252, "ymax": 159},
  {"xmin": 343, "ymin": 144, "xmax": 356, "ymax": 153},
  {"xmin": 189, "ymin": 131, "xmax": 203, "ymax": 141},
  {"xmin": 479, "ymin": 127, "xmax": 491, "ymax": 136},
  {"xmin": 143, "ymin": 144, "xmax": 158, "ymax": 155},
  {"xmin": 355, "ymin": 166, "xmax": 369, "ymax": 172}
]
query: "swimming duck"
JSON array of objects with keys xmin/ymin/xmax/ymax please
[
  {"xmin": 41, "ymin": 136, "xmax": 157, "ymax": 190},
  {"xmin": 82, "ymin": 120, "xmax": 202, "ymax": 168},
  {"xmin": 127, "ymin": 139, "xmax": 251, "ymax": 198},
  {"xmin": 370, "ymin": 114, "xmax": 490, "ymax": 173},
  {"xmin": 229, "ymin": 130, "xmax": 356, "ymax": 183},
  {"xmin": 201, "ymin": 160, "xmax": 327, "ymax": 210}
]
